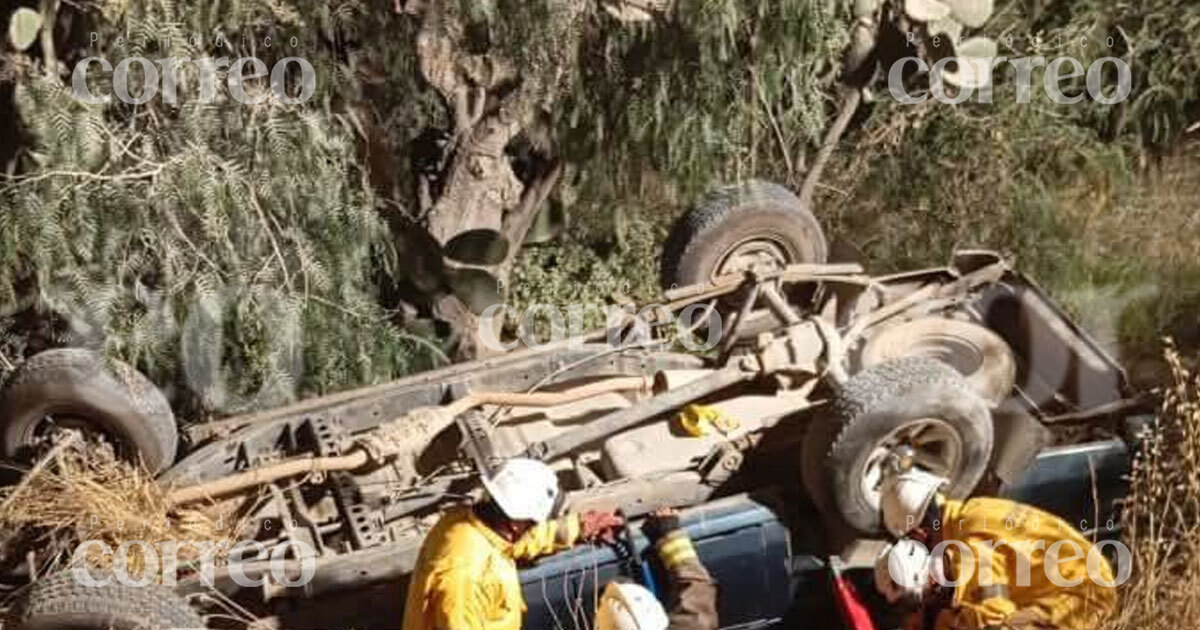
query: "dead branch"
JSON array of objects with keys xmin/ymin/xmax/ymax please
[
  {"xmin": 500, "ymin": 161, "xmax": 564, "ymax": 271},
  {"xmin": 799, "ymin": 86, "xmax": 863, "ymax": 210},
  {"xmin": 39, "ymin": 0, "xmax": 61, "ymax": 79}
]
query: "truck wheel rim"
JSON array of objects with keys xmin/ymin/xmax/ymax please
[
  {"xmin": 892, "ymin": 333, "xmax": 985, "ymax": 375},
  {"xmin": 860, "ymin": 418, "xmax": 964, "ymax": 509},
  {"xmin": 714, "ymin": 237, "xmax": 790, "ymax": 280},
  {"xmin": 861, "ymin": 318, "xmax": 1017, "ymax": 404},
  {"xmin": 25, "ymin": 412, "xmax": 128, "ymax": 460},
  {"xmin": 865, "ymin": 332, "xmax": 987, "ymax": 381}
]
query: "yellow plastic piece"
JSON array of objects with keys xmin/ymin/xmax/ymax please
[{"xmin": 677, "ymin": 404, "xmax": 740, "ymax": 437}]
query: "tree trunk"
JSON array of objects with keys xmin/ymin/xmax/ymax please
[{"xmin": 404, "ymin": 1, "xmax": 583, "ymax": 359}]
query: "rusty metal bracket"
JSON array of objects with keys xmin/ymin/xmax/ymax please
[{"xmin": 698, "ymin": 433, "xmax": 761, "ymax": 486}]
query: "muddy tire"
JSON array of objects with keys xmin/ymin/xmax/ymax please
[
  {"xmin": 802, "ymin": 357, "xmax": 993, "ymax": 534},
  {"xmin": 860, "ymin": 317, "xmax": 1016, "ymax": 404},
  {"xmin": 17, "ymin": 570, "xmax": 206, "ymax": 630},
  {"xmin": 0, "ymin": 349, "xmax": 177, "ymax": 473},
  {"xmin": 660, "ymin": 180, "xmax": 827, "ymax": 291}
]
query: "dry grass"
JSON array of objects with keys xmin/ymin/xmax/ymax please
[
  {"xmin": 1056, "ymin": 148, "xmax": 1200, "ymax": 386},
  {"xmin": 0, "ymin": 437, "xmax": 239, "ymax": 582},
  {"xmin": 1103, "ymin": 343, "xmax": 1200, "ymax": 628}
]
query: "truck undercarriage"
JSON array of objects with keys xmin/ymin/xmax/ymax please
[
  {"xmin": 0, "ymin": 182, "xmax": 1147, "ymax": 629},
  {"xmin": 144, "ymin": 251, "xmax": 1138, "ymax": 601}
]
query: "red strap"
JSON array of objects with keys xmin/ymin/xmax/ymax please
[{"xmin": 832, "ymin": 573, "xmax": 878, "ymax": 630}]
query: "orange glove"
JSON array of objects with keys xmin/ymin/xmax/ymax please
[{"xmin": 580, "ymin": 511, "xmax": 625, "ymax": 543}]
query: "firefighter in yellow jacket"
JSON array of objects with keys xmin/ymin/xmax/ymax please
[
  {"xmin": 402, "ymin": 457, "xmax": 624, "ymax": 630},
  {"xmin": 873, "ymin": 470, "xmax": 1118, "ymax": 630}
]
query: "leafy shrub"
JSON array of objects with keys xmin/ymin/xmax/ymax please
[{"xmin": 0, "ymin": 1, "xmax": 439, "ymax": 420}]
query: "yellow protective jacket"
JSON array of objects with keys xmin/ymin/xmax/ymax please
[
  {"xmin": 401, "ymin": 506, "xmax": 581, "ymax": 630},
  {"xmin": 933, "ymin": 498, "xmax": 1118, "ymax": 630}
]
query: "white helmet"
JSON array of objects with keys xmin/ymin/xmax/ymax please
[
  {"xmin": 481, "ymin": 458, "xmax": 559, "ymax": 522},
  {"xmin": 881, "ymin": 469, "xmax": 949, "ymax": 537},
  {"xmin": 874, "ymin": 538, "xmax": 932, "ymax": 604},
  {"xmin": 595, "ymin": 582, "xmax": 669, "ymax": 630}
]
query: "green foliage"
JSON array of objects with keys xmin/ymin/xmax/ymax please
[
  {"xmin": 1, "ymin": 0, "xmax": 440, "ymax": 420},
  {"xmin": 5, "ymin": 0, "xmax": 1199, "ymax": 408},
  {"xmin": 508, "ymin": 0, "xmax": 851, "ymax": 315},
  {"xmin": 990, "ymin": 0, "xmax": 1200, "ymax": 149},
  {"xmin": 560, "ymin": 0, "xmax": 849, "ymax": 196},
  {"xmin": 814, "ymin": 1, "xmax": 1199, "ymax": 366},
  {"xmin": 510, "ymin": 206, "xmax": 671, "ymax": 336},
  {"xmin": 516, "ymin": 0, "xmax": 1200, "ymax": 370}
]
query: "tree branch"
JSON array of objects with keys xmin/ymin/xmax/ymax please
[
  {"xmin": 3, "ymin": 164, "xmax": 167, "ymax": 188},
  {"xmin": 249, "ymin": 190, "xmax": 294, "ymax": 293},
  {"xmin": 799, "ymin": 86, "xmax": 862, "ymax": 209},
  {"xmin": 751, "ymin": 67, "xmax": 794, "ymax": 181},
  {"xmin": 39, "ymin": 0, "xmax": 60, "ymax": 79},
  {"xmin": 500, "ymin": 161, "xmax": 563, "ymax": 272}
]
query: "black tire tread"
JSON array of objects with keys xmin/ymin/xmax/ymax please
[
  {"xmin": 0, "ymin": 349, "xmax": 177, "ymax": 472},
  {"xmin": 802, "ymin": 357, "xmax": 992, "ymax": 535},
  {"xmin": 660, "ymin": 180, "xmax": 827, "ymax": 289},
  {"xmin": 20, "ymin": 570, "xmax": 205, "ymax": 629},
  {"xmin": 829, "ymin": 356, "xmax": 973, "ymax": 445}
]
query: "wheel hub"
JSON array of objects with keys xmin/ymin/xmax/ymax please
[
  {"xmin": 714, "ymin": 237, "xmax": 790, "ymax": 279},
  {"xmin": 860, "ymin": 418, "xmax": 964, "ymax": 511},
  {"xmin": 30, "ymin": 414, "xmax": 124, "ymax": 460}
]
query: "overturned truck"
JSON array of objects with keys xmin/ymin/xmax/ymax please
[{"xmin": 0, "ymin": 181, "xmax": 1143, "ymax": 629}]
